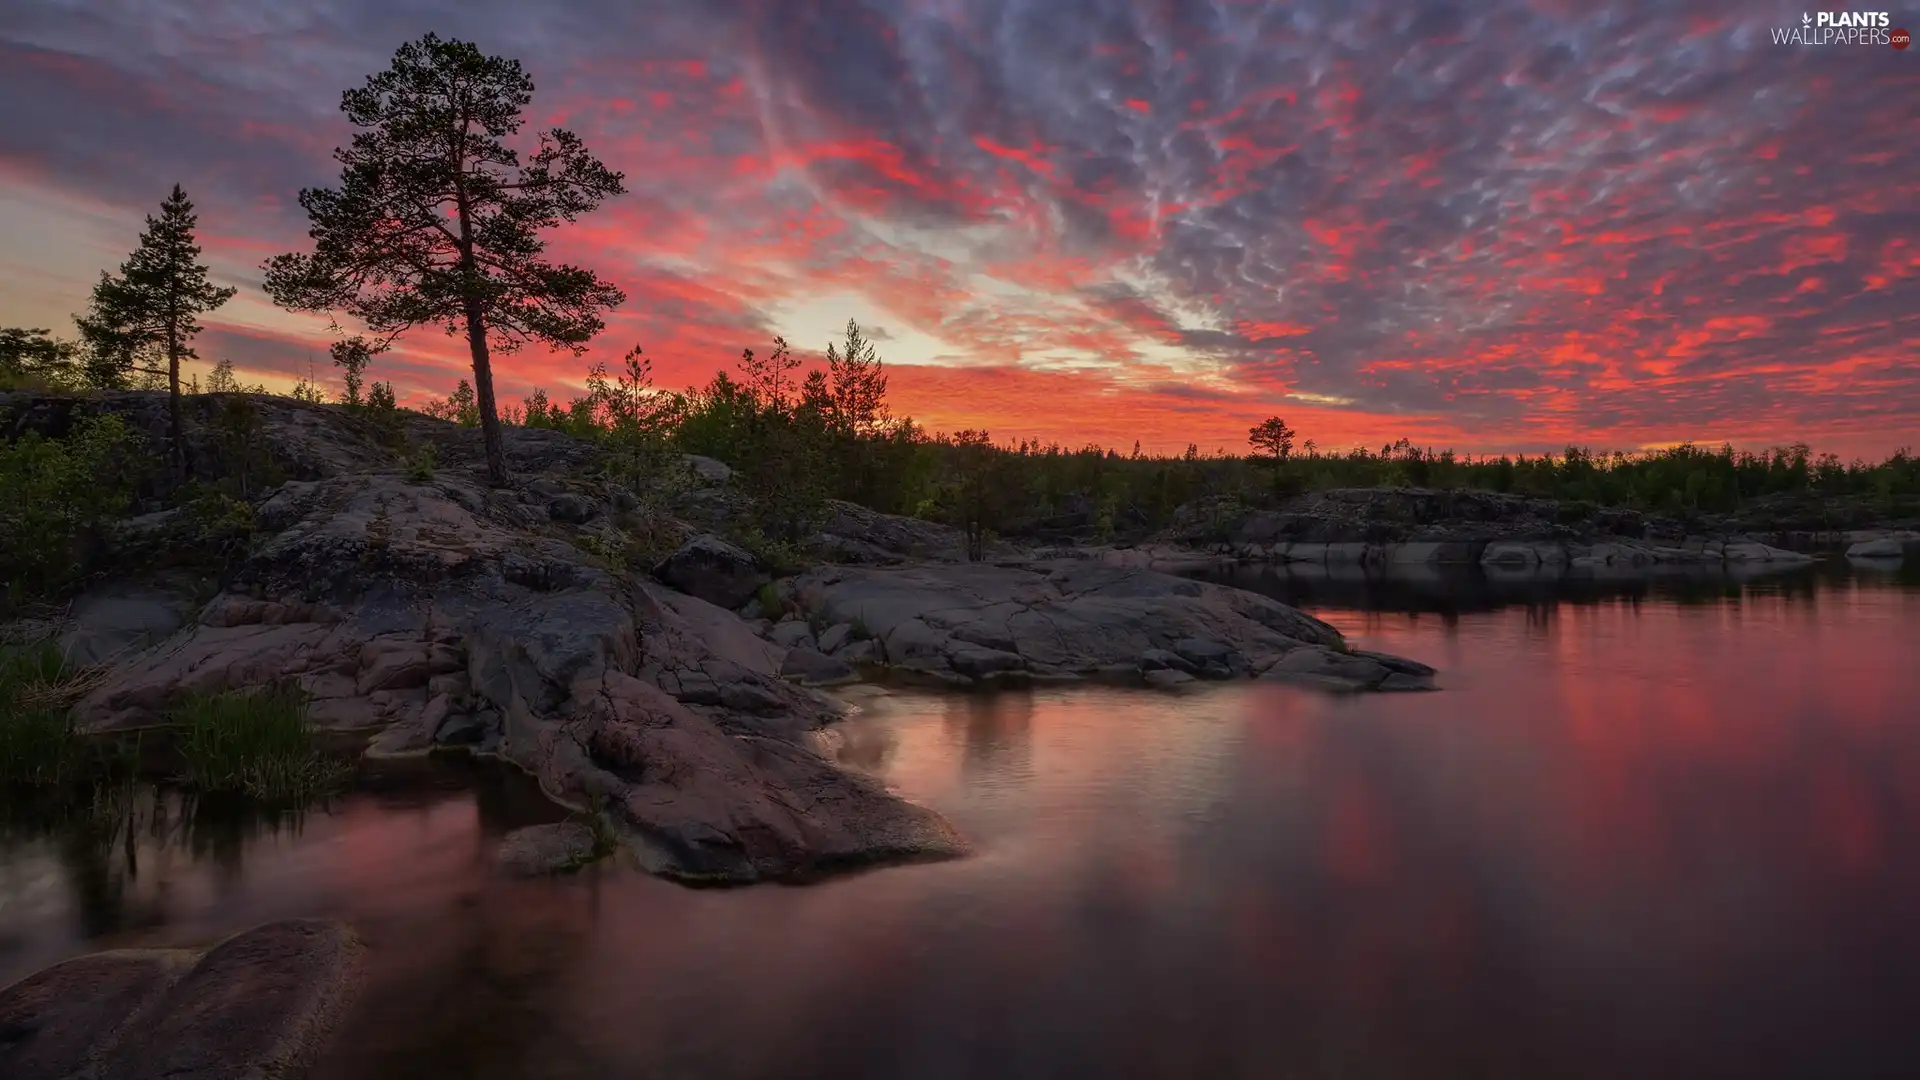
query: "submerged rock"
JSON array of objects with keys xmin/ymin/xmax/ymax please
[
  {"xmin": 1260, "ymin": 645, "xmax": 1438, "ymax": 692},
  {"xmin": 497, "ymin": 821, "xmax": 602, "ymax": 876}
]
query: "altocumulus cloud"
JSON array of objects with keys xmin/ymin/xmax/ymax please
[{"xmin": 0, "ymin": 0, "xmax": 1915, "ymax": 455}]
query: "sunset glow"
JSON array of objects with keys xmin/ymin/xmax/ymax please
[{"xmin": 1, "ymin": 1, "xmax": 1915, "ymax": 456}]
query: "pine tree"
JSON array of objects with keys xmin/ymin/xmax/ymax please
[
  {"xmin": 738, "ymin": 337, "xmax": 801, "ymax": 414},
  {"xmin": 330, "ymin": 336, "xmax": 377, "ymax": 408},
  {"xmin": 826, "ymin": 319, "xmax": 888, "ymax": 437},
  {"xmin": 263, "ymin": 33, "xmax": 627, "ymax": 486},
  {"xmin": 206, "ymin": 357, "xmax": 241, "ymax": 394},
  {"xmin": 75, "ymin": 185, "xmax": 236, "ymax": 477},
  {"xmin": 0, "ymin": 328, "xmax": 80, "ymax": 386}
]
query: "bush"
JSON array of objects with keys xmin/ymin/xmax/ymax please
[
  {"xmin": 405, "ymin": 440, "xmax": 438, "ymax": 483},
  {"xmin": 0, "ymin": 413, "xmax": 143, "ymax": 605},
  {"xmin": 171, "ymin": 686, "xmax": 347, "ymax": 802}
]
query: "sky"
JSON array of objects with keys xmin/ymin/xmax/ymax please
[{"xmin": 1, "ymin": 1, "xmax": 1916, "ymax": 458}]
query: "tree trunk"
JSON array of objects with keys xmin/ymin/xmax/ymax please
[
  {"xmin": 166, "ymin": 321, "xmax": 185, "ymax": 482},
  {"xmin": 462, "ymin": 295, "xmax": 509, "ymax": 487}
]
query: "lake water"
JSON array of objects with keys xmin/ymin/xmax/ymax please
[{"xmin": 4, "ymin": 559, "xmax": 1918, "ymax": 1079}]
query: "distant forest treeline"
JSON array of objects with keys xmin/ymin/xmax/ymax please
[{"xmin": 7, "ymin": 314, "xmax": 1917, "ymax": 545}]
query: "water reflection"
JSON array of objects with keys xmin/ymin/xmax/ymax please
[
  {"xmin": 948, "ymin": 691, "xmax": 1035, "ymax": 779},
  {"xmin": 2, "ymin": 568, "xmax": 1917, "ymax": 1079}
]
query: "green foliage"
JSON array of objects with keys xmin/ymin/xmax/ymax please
[
  {"xmin": 204, "ymin": 392, "xmax": 283, "ymax": 499},
  {"xmin": 175, "ymin": 482, "xmax": 259, "ymax": 570},
  {"xmin": 732, "ymin": 527, "xmax": 810, "ymax": 577},
  {"xmin": 263, "ymin": 32, "xmax": 629, "ymax": 485},
  {"xmin": 331, "ymin": 336, "xmax": 378, "ymax": 408},
  {"xmin": 405, "ymin": 441, "xmax": 438, "ymax": 483},
  {"xmin": 0, "ymin": 328, "xmax": 84, "ymax": 390},
  {"xmin": 942, "ymin": 429, "xmax": 1012, "ymax": 561},
  {"xmin": 0, "ymin": 413, "xmax": 144, "ymax": 605},
  {"xmin": 423, "ymin": 379, "xmax": 479, "ymax": 427},
  {"xmin": 171, "ymin": 686, "xmax": 346, "ymax": 802},
  {"xmin": 752, "ymin": 581, "xmax": 787, "ymax": 619}
]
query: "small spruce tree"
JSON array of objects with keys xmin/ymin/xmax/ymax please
[{"xmin": 75, "ymin": 185, "xmax": 237, "ymax": 477}]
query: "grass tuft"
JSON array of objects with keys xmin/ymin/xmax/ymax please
[
  {"xmin": 0, "ymin": 640, "xmax": 91, "ymax": 786},
  {"xmin": 171, "ymin": 685, "xmax": 349, "ymax": 802}
]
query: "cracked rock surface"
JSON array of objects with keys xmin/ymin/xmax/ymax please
[{"xmin": 784, "ymin": 560, "xmax": 1432, "ymax": 691}]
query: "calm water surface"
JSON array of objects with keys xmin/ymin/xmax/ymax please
[{"xmin": 4, "ymin": 561, "xmax": 1919, "ymax": 1079}]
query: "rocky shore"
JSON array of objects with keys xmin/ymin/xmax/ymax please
[
  {"xmin": 6, "ymin": 391, "xmax": 1438, "ymax": 890},
  {"xmin": 17, "ymin": 392, "xmax": 1901, "ymax": 888}
]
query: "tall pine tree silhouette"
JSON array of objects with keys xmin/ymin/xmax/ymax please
[
  {"xmin": 76, "ymin": 184, "xmax": 237, "ymax": 478},
  {"xmin": 264, "ymin": 33, "xmax": 627, "ymax": 486}
]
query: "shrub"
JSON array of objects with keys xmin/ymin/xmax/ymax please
[
  {"xmin": 0, "ymin": 413, "xmax": 143, "ymax": 605},
  {"xmin": 405, "ymin": 441, "xmax": 438, "ymax": 483}
]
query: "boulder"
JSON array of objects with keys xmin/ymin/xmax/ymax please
[
  {"xmin": 837, "ymin": 639, "xmax": 881, "ymax": 666},
  {"xmin": 496, "ymin": 822, "xmax": 602, "ymax": 876},
  {"xmin": 1846, "ymin": 535, "xmax": 1917, "ymax": 559},
  {"xmin": 1144, "ymin": 668, "xmax": 1196, "ymax": 689},
  {"xmin": 682, "ymin": 454, "xmax": 733, "ymax": 484},
  {"xmin": 651, "ymin": 534, "xmax": 770, "ymax": 610},
  {"xmin": 57, "ymin": 586, "xmax": 192, "ymax": 668},
  {"xmin": 947, "ymin": 645, "xmax": 1027, "ymax": 678},
  {"xmin": 780, "ymin": 647, "xmax": 858, "ymax": 687},
  {"xmin": 2, "ymin": 920, "xmax": 365, "ymax": 1080},
  {"xmin": 816, "ymin": 622, "xmax": 855, "ymax": 654},
  {"xmin": 0, "ymin": 949, "xmax": 197, "ymax": 1080},
  {"xmin": 574, "ymin": 672, "xmax": 967, "ymax": 883},
  {"xmin": 1137, "ymin": 648, "xmax": 1198, "ymax": 674},
  {"xmin": 767, "ymin": 620, "xmax": 817, "ymax": 650},
  {"xmin": 1480, "ymin": 540, "xmax": 1565, "ymax": 566},
  {"xmin": 810, "ymin": 501, "xmax": 972, "ymax": 563},
  {"xmin": 1721, "ymin": 541, "xmax": 1813, "ymax": 563},
  {"xmin": 546, "ymin": 492, "xmax": 598, "ymax": 524}
]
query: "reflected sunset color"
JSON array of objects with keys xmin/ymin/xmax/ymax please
[{"xmin": 4, "ymin": 566, "xmax": 1917, "ymax": 1078}]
